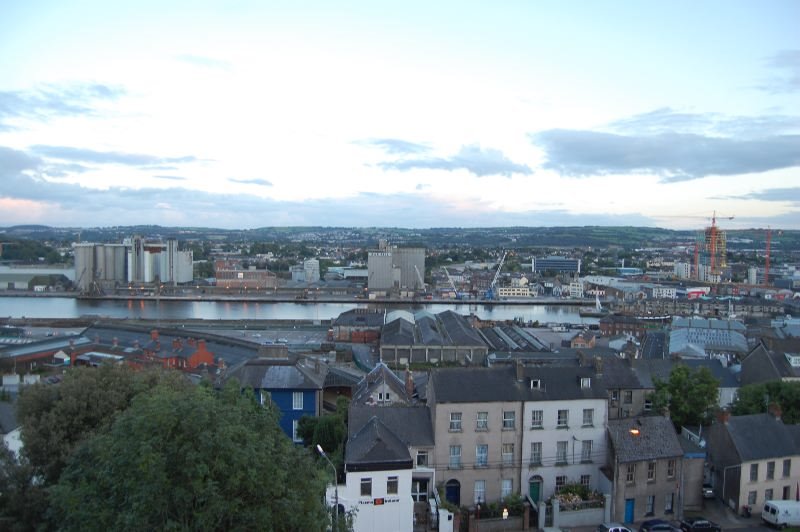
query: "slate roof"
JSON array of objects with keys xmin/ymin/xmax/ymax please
[
  {"xmin": 225, "ymin": 357, "xmax": 327, "ymax": 390},
  {"xmin": 381, "ymin": 317, "xmax": 416, "ymax": 345},
  {"xmin": 608, "ymin": 416, "xmax": 684, "ymax": 463},
  {"xmin": 333, "ymin": 309, "xmax": 385, "ymax": 328},
  {"xmin": 438, "ymin": 310, "xmax": 485, "ymax": 346},
  {"xmin": 352, "ymin": 362, "xmax": 410, "ymax": 404},
  {"xmin": 349, "ymin": 405, "xmax": 434, "ymax": 447},
  {"xmin": 345, "ymin": 416, "xmax": 413, "ymax": 470},
  {"xmin": 672, "ymin": 317, "xmax": 747, "ymax": 332},
  {"xmin": 635, "ymin": 359, "xmax": 736, "ymax": 389},
  {"xmin": 430, "ymin": 364, "xmax": 607, "ymax": 404},
  {"xmin": 722, "ymin": 413, "xmax": 799, "ymax": 462}
]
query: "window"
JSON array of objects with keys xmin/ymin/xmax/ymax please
[
  {"xmin": 530, "ymin": 442, "xmax": 542, "ymax": 465},
  {"xmin": 582, "ymin": 408, "xmax": 594, "ymax": 427},
  {"xmin": 501, "ymin": 479, "xmax": 513, "ymax": 498},
  {"xmin": 476, "ymin": 411, "xmax": 488, "ymax": 431},
  {"xmin": 748, "ymin": 490, "xmax": 757, "ymax": 505},
  {"xmin": 449, "ymin": 445, "xmax": 462, "ymax": 468},
  {"xmin": 626, "ymin": 464, "xmax": 636, "ymax": 483},
  {"xmin": 784, "ymin": 459, "xmax": 792, "ymax": 478},
  {"xmin": 361, "ymin": 478, "xmax": 372, "ymax": 497},
  {"xmin": 611, "ymin": 390, "xmax": 620, "ymax": 402},
  {"xmin": 502, "ymin": 443, "xmax": 514, "ymax": 466},
  {"xmin": 644, "ymin": 398, "xmax": 652, "ymax": 412},
  {"xmin": 646, "ymin": 495, "xmax": 655, "ymax": 515},
  {"xmin": 765, "ymin": 488, "xmax": 774, "ymax": 501},
  {"xmin": 555, "ymin": 475, "xmax": 566, "ymax": 493},
  {"xmin": 416, "ymin": 450, "xmax": 428, "ymax": 467},
  {"xmin": 784, "ymin": 485, "xmax": 791, "ymax": 500},
  {"xmin": 292, "ymin": 391, "xmax": 303, "ymax": 410},
  {"xmin": 581, "ymin": 440, "xmax": 593, "ymax": 463},
  {"xmin": 750, "ymin": 463, "xmax": 759, "ymax": 482},
  {"xmin": 557, "ymin": 409, "xmax": 569, "ymax": 428},
  {"xmin": 474, "ymin": 480, "xmax": 486, "ymax": 504},
  {"xmin": 556, "ymin": 441, "xmax": 568, "ymax": 464},
  {"xmin": 292, "ymin": 420, "xmax": 301, "ymax": 442},
  {"xmin": 503, "ymin": 411, "xmax": 515, "ymax": 430},
  {"xmin": 531, "ymin": 409, "xmax": 543, "ymax": 429},
  {"xmin": 647, "ymin": 461, "xmax": 656, "ymax": 481},
  {"xmin": 449, "ymin": 412, "xmax": 462, "ymax": 432},
  {"xmin": 476, "ymin": 444, "xmax": 488, "ymax": 468},
  {"xmin": 768, "ymin": 461, "xmax": 776, "ymax": 480},
  {"xmin": 623, "ymin": 390, "xmax": 633, "ymax": 404},
  {"xmin": 580, "ymin": 377, "xmax": 591, "ymax": 388},
  {"xmin": 412, "ymin": 479, "xmax": 428, "ymax": 502},
  {"xmin": 667, "ymin": 459, "xmax": 676, "ymax": 479},
  {"xmin": 580, "ymin": 474, "xmax": 591, "ymax": 488},
  {"xmin": 387, "ymin": 476, "xmax": 398, "ymax": 495},
  {"xmin": 665, "ymin": 493, "xmax": 674, "ymax": 514}
]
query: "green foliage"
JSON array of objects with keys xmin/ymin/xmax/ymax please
[
  {"xmin": 557, "ymin": 482, "xmax": 590, "ymax": 500},
  {"xmin": 50, "ymin": 380, "xmax": 328, "ymax": 531},
  {"xmin": 732, "ymin": 381, "xmax": 800, "ymax": 423},
  {"xmin": 18, "ymin": 365, "xmax": 183, "ymax": 484},
  {"xmin": 502, "ymin": 493, "xmax": 524, "ymax": 515},
  {"xmin": 651, "ymin": 364, "xmax": 720, "ymax": 429},
  {"xmin": 0, "ymin": 446, "xmax": 49, "ymax": 532}
]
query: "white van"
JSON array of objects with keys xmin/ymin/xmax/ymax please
[{"xmin": 762, "ymin": 500, "xmax": 800, "ymax": 528}]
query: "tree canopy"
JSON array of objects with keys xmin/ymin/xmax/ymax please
[
  {"xmin": 732, "ymin": 381, "xmax": 800, "ymax": 423},
  {"xmin": 650, "ymin": 364, "xmax": 720, "ymax": 429}
]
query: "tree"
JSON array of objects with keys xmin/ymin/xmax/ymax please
[
  {"xmin": 17, "ymin": 365, "xmax": 182, "ymax": 484},
  {"xmin": 50, "ymin": 381, "xmax": 328, "ymax": 531},
  {"xmin": 732, "ymin": 381, "xmax": 800, "ymax": 423},
  {"xmin": 650, "ymin": 364, "xmax": 719, "ymax": 429},
  {"xmin": 0, "ymin": 446, "xmax": 49, "ymax": 532}
]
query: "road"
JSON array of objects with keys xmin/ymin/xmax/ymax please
[{"xmin": 641, "ymin": 331, "xmax": 667, "ymax": 359}]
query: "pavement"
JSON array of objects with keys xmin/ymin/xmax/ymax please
[{"xmin": 564, "ymin": 497, "xmax": 772, "ymax": 531}]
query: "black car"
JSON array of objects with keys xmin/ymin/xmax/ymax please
[
  {"xmin": 679, "ymin": 517, "xmax": 721, "ymax": 531},
  {"xmin": 639, "ymin": 518, "xmax": 680, "ymax": 531}
]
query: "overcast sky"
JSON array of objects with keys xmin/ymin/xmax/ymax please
[{"xmin": 1, "ymin": 1, "xmax": 798, "ymax": 230}]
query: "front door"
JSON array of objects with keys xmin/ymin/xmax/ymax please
[
  {"xmin": 445, "ymin": 480, "xmax": 460, "ymax": 507},
  {"xmin": 624, "ymin": 498, "xmax": 635, "ymax": 523},
  {"xmin": 528, "ymin": 477, "xmax": 542, "ymax": 502}
]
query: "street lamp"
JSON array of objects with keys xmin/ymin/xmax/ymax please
[{"xmin": 317, "ymin": 444, "xmax": 339, "ymax": 531}]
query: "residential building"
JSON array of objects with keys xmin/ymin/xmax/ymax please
[
  {"xmin": 532, "ymin": 256, "xmax": 581, "ymax": 274},
  {"xmin": 352, "ymin": 362, "xmax": 414, "ymax": 406},
  {"xmin": 740, "ymin": 341, "xmax": 800, "ymax": 386},
  {"xmin": 520, "ymin": 364, "xmax": 609, "ymax": 504},
  {"xmin": 427, "ymin": 366, "xmax": 525, "ymax": 507},
  {"xmin": 705, "ymin": 408, "xmax": 800, "ymax": 515},
  {"xmin": 223, "ymin": 355, "xmax": 327, "ymax": 442},
  {"xmin": 605, "ymin": 416, "xmax": 690, "ymax": 523},
  {"xmin": 333, "ymin": 416, "xmax": 414, "ymax": 532}
]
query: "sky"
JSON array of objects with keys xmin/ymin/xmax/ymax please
[{"xmin": 0, "ymin": 0, "xmax": 798, "ymax": 230}]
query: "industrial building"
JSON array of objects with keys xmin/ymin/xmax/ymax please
[
  {"xmin": 73, "ymin": 237, "xmax": 193, "ymax": 293},
  {"xmin": 367, "ymin": 242, "xmax": 425, "ymax": 292},
  {"xmin": 379, "ymin": 310, "xmax": 488, "ymax": 365},
  {"xmin": 532, "ymin": 256, "xmax": 581, "ymax": 274}
]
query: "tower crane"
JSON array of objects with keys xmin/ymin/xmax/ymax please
[{"xmin": 441, "ymin": 267, "xmax": 460, "ymax": 299}]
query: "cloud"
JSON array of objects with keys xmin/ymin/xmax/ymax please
[
  {"xmin": 29, "ymin": 145, "xmax": 197, "ymax": 166},
  {"xmin": 364, "ymin": 138, "xmax": 430, "ymax": 155},
  {"xmin": 721, "ymin": 187, "xmax": 800, "ymax": 202},
  {"xmin": 0, "ymin": 146, "xmax": 41, "ymax": 174},
  {"xmin": 533, "ymin": 129, "xmax": 800, "ymax": 181},
  {"xmin": 757, "ymin": 49, "xmax": 800, "ymax": 93},
  {"xmin": 154, "ymin": 175, "xmax": 188, "ymax": 181},
  {"xmin": 609, "ymin": 107, "xmax": 800, "ymax": 138},
  {"xmin": 176, "ymin": 54, "xmax": 232, "ymax": 71},
  {"xmin": 229, "ymin": 178, "xmax": 273, "ymax": 186},
  {"xmin": 379, "ymin": 144, "xmax": 532, "ymax": 177},
  {"xmin": 0, "ymin": 83, "xmax": 123, "ymax": 131}
]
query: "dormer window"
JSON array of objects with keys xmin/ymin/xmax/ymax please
[
  {"xmin": 785, "ymin": 353, "xmax": 800, "ymax": 368},
  {"xmin": 580, "ymin": 377, "xmax": 591, "ymax": 389},
  {"xmin": 529, "ymin": 379, "xmax": 541, "ymax": 389}
]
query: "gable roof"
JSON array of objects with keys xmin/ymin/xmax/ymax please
[
  {"xmin": 352, "ymin": 362, "xmax": 410, "ymax": 404},
  {"xmin": 225, "ymin": 357, "xmax": 327, "ymax": 390},
  {"xmin": 608, "ymin": 416, "xmax": 684, "ymax": 463},
  {"xmin": 349, "ymin": 405, "xmax": 434, "ymax": 448},
  {"xmin": 345, "ymin": 416, "xmax": 413, "ymax": 472},
  {"xmin": 722, "ymin": 413, "xmax": 799, "ymax": 462}
]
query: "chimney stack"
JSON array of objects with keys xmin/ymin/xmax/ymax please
[
  {"xmin": 593, "ymin": 357, "xmax": 604, "ymax": 377},
  {"xmin": 768, "ymin": 402, "xmax": 782, "ymax": 421},
  {"xmin": 405, "ymin": 368, "xmax": 414, "ymax": 398},
  {"xmin": 515, "ymin": 359, "xmax": 524, "ymax": 381}
]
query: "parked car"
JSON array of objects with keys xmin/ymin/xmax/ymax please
[
  {"xmin": 679, "ymin": 517, "xmax": 721, "ymax": 531},
  {"xmin": 702, "ymin": 484, "xmax": 714, "ymax": 499},
  {"xmin": 762, "ymin": 500, "xmax": 800, "ymax": 528},
  {"xmin": 640, "ymin": 518, "xmax": 680, "ymax": 531},
  {"xmin": 597, "ymin": 524, "xmax": 633, "ymax": 532}
]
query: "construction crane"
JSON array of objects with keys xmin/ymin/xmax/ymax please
[
  {"xmin": 413, "ymin": 265, "xmax": 426, "ymax": 292},
  {"xmin": 441, "ymin": 267, "xmax": 460, "ymax": 299},
  {"xmin": 484, "ymin": 251, "xmax": 507, "ymax": 300}
]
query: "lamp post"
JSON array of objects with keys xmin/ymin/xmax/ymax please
[{"xmin": 317, "ymin": 444, "xmax": 338, "ymax": 531}]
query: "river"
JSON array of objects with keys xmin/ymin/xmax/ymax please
[{"xmin": 0, "ymin": 296, "xmax": 596, "ymax": 324}]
